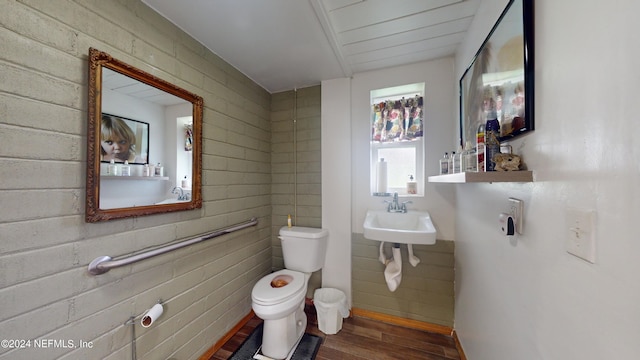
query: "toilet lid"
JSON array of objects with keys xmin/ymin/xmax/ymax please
[{"xmin": 252, "ymin": 269, "xmax": 305, "ymax": 305}]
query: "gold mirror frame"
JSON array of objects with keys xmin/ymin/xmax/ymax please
[{"xmin": 86, "ymin": 48, "xmax": 203, "ymax": 222}]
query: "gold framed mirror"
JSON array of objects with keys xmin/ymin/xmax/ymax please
[{"xmin": 86, "ymin": 48, "xmax": 203, "ymax": 222}]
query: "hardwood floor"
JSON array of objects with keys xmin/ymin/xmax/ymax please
[{"xmin": 208, "ymin": 305, "xmax": 461, "ymax": 360}]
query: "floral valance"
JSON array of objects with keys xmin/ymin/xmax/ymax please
[{"xmin": 371, "ymin": 95, "xmax": 423, "ymax": 143}]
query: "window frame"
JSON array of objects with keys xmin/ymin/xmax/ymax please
[
  {"xmin": 370, "ymin": 83, "xmax": 425, "ymax": 197},
  {"xmin": 370, "ymin": 137, "xmax": 424, "ymax": 196}
]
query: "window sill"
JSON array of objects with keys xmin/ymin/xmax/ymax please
[{"xmin": 372, "ymin": 192, "xmax": 423, "ymax": 197}]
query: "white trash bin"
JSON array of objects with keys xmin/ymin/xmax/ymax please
[{"xmin": 313, "ymin": 288, "xmax": 349, "ymax": 335}]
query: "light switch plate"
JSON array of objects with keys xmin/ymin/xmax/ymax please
[{"xmin": 565, "ymin": 209, "xmax": 596, "ymax": 263}]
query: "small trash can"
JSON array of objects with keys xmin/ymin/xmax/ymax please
[{"xmin": 313, "ymin": 288, "xmax": 349, "ymax": 335}]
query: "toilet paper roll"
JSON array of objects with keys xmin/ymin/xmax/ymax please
[
  {"xmin": 141, "ymin": 303, "xmax": 163, "ymax": 328},
  {"xmin": 376, "ymin": 159, "xmax": 388, "ymax": 194}
]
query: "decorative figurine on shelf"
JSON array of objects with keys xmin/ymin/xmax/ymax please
[{"xmin": 493, "ymin": 153, "xmax": 522, "ymax": 171}]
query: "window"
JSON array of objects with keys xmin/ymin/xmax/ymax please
[{"xmin": 370, "ymin": 83, "xmax": 425, "ymax": 196}]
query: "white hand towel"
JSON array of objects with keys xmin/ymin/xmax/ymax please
[
  {"xmin": 384, "ymin": 247, "xmax": 402, "ymax": 292},
  {"xmin": 379, "ymin": 241, "xmax": 388, "ymax": 265},
  {"xmin": 407, "ymin": 244, "xmax": 420, "ymax": 267}
]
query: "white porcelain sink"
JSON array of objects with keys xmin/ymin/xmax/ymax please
[
  {"xmin": 154, "ymin": 198, "xmax": 190, "ymax": 205},
  {"xmin": 363, "ymin": 210, "xmax": 437, "ymax": 245}
]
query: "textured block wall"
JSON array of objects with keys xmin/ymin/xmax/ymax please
[
  {"xmin": 352, "ymin": 235, "xmax": 455, "ymax": 327},
  {"xmin": 270, "ymin": 87, "xmax": 322, "ymax": 260},
  {"xmin": 0, "ymin": 1, "xmax": 272, "ymax": 359},
  {"xmin": 270, "ymin": 87, "xmax": 322, "ymax": 295}
]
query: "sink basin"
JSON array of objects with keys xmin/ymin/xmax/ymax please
[
  {"xmin": 363, "ymin": 210, "xmax": 436, "ymax": 245},
  {"xmin": 154, "ymin": 198, "xmax": 190, "ymax": 205}
]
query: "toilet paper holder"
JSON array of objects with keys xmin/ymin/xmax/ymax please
[
  {"xmin": 141, "ymin": 301, "xmax": 164, "ymax": 328},
  {"xmin": 124, "ymin": 300, "xmax": 164, "ymax": 328}
]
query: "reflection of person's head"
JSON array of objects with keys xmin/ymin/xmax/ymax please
[{"xmin": 101, "ymin": 115, "xmax": 136, "ymax": 162}]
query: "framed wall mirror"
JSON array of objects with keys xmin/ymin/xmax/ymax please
[
  {"xmin": 459, "ymin": 0, "xmax": 534, "ymax": 145},
  {"xmin": 86, "ymin": 48, "xmax": 203, "ymax": 222}
]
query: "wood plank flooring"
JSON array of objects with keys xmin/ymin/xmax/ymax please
[{"xmin": 208, "ymin": 304, "xmax": 461, "ymax": 360}]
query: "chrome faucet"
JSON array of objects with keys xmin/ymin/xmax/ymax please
[
  {"xmin": 385, "ymin": 192, "xmax": 412, "ymax": 213},
  {"xmin": 171, "ymin": 186, "xmax": 190, "ymax": 201}
]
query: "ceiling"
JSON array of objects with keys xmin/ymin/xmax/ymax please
[
  {"xmin": 142, "ymin": 0, "xmax": 480, "ymax": 93},
  {"xmin": 103, "ymin": 68, "xmax": 186, "ymax": 106}
]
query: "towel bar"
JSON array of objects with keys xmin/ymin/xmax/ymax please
[{"xmin": 88, "ymin": 217, "xmax": 258, "ymax": 275}]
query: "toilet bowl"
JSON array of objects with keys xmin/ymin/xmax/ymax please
[
  {"xmin": 251, "ymin": 226, "xmax": 328, "ymax": 360},
  {"xmin": 252, "ymin": 269, "xmax": 307, "ymax": 320},
  {"xmin": 251, "ymin": 269, "xmax": 308, "ymax": 359}
]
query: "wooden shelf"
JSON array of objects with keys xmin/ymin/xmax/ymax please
[{"xmin": 428, "ymin": 171, "xmax": 533, "ymax": 183}]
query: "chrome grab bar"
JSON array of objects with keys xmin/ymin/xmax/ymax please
[{"xmin": 88, "ymin": 217, "xmax": 258, "ymax": 275}]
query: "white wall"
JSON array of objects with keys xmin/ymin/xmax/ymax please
[
  {"xmin": 321, "ymin": 59, "xmax": 458, "ymax": 305},
  {"xmin": 165, "ymin": 103, "xmax": 193, "ymax": 190},
  {"xmin": 321, "ymin": 78, "xmax": 352, "ymax": 302},
  {"xmin": 454, "ymin": 1, "xmax": 640, "ymax": 359},
  {"xmin": 351, "ymin": 58, "xmax": 457, "ymax": 241}
]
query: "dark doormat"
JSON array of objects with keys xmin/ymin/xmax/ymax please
[{"xmin": 228, "ymin": 324, "xmax": 322, "ymax": 360}]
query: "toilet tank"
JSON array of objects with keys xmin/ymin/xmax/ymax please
[{"xmin": 279, "ymin": 226, "xmax": 329, "ymax": 273}]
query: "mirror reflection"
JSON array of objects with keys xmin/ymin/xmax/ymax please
[
  {"xmin": 100, "ymin": 113, "xmax": 149, "ymax": 164},
  {"xmin": 86, "ymin": 48, "xmax": 202, "ymax": 222},
  {"xmin": 99, "ymin": 68, "xmax": 192, "ymax": 209},
  {"xmin": 459, "ymin": 0, "xmax": 534, "ymax": 144}
]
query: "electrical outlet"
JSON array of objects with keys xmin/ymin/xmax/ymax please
[
  {"xmin": 565, "ymin": 209, "xmax": 596, "ymax": 263},
  {"xmin": 508, "ymin": 198, "xmax": 523, "ymax": 234}
]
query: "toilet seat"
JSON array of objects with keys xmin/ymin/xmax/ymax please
[{"xmin": 252, "ymin": 269, "xmax": 305, "ymax": 306}]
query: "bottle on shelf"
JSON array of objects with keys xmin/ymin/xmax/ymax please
[
  {"xmin": 476, "ymin": 123, "xmax": 485, "ymax": 172},
  {"xmin": 120, "ymin": 160, "xmax": 131, "ymax": 176},
  {"xmin": 154, "ymin": 162, "xmax": 164, "ymax": 177},
  {"xmin": 108, "ymin": 159, "xmax": 117, "ymax": 176},
  {"xmin": 439, "ymin": 152, "xmax": 449, "ymax": 175},
  {"xmin": 485, "ymin": 110, "xmax": 501, "ymax": 171},
  {"xmin": 453, "ymin": 145, "xmax": 463, "ymax": 173},
  {"xmin": 463, "ymin": 140, "xmax": 477, "ymax": 172}
]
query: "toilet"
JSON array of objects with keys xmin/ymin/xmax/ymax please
[{"xmin": 251, "ymin": 226, "xmax": 329, "ymax": 359}]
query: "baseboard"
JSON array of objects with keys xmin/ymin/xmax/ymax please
[
  {"xmin": 351, "ymin": 307, "xmax": 452, "ymax": 335},
  {"xmin": 198, "ymin": 310, "xmax": 255, "ymax": 360},
  {"xmin": 452, "ymin": 330, "xmax": 468, "ymax": 360}
]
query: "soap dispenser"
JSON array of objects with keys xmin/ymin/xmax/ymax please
[
  {"xmin": 407, "ymin": 175, "xmax": 417, "ymax": 194},
  {"xmin": 181, "ymin": 176, "xmax": 191, "ymax": 189}
]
